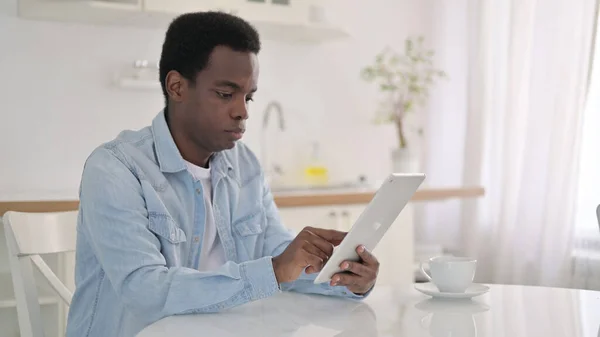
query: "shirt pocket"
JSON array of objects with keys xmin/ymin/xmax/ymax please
[
  {"xmin": 232, "ymin": 208, "xmax": 266, "ymax": 260},
  {"xmin": 232, "ymin": 175, "xmax": 266, "ymax": 238},
  {"xmin": 148, "ymin": 213, "xmax": 187, "ymax": 244},
  {"xmin": 233, "ymin": 209, "xmax": 265, "ymax": 237}
]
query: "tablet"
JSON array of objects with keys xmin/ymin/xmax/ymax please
[{"xmin": 313, "ymin": 173, "xmax": 426, "ymax": 284}]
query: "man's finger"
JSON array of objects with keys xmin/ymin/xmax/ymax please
[
  {"xmin": 356, "ymin": 245, "xmax": 379, "ymax": 267},
  {"xmin": 339, "ymin": 261, "xmax": 373, "ymax": 278},
  {"xmin": 330, "ymin": 272, "xmax": 361, "ymax": 287},
  {"xmin": 303, "ymin": 252, "xmax": 324, "ymax": 272},
  {"xmin": 305, "ymin": 231, "xmax": 335, "ymax": 257},
  {"xmin": 305, "ymin": 226, "xmax": 347, "ymax": 244},
  {"xmin": 301, "ymin": 241, "xmax": 329, "ymax": 262}
]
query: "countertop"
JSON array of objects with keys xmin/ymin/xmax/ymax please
[
  {"xmin": 272, "ymin": 186, "xmax": 484, "ymax": 207},
  {"xmin": 0, "ymin": 186, "xmax": 484, "ymax": 214},
  {"xmin": 136, "ymin": 283, "xmax": 600, "ymax": 337}
]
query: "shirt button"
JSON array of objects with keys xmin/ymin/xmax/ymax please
[
  {"xmin": 194, "ymin": 236, "xmax": 200, "ymax": 243},
  {"xmin": 170, "ymin": 233, "xmax": 175, "ymax": 240},
  {"xmin": 196, "ymin": 188, "xmax": 201, "ymax": 194}
]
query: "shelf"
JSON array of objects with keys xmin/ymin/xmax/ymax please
[{"xmin": 16, "ymin": 0, "xmax": 349, "ymax": 44}]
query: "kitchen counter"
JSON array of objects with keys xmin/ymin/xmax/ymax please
[
  {"xmin": 0, "ymin": 187, "xmax": 484, "ymax": 214},
  {"xmin": 272, "ymin": 186, "xmax": 484, "ymax": 207}
]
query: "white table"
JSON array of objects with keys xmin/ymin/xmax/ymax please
[{"xmin": 137, "ymin": 284, "xmax": 600, "ymax": 337}]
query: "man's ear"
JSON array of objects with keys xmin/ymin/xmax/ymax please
[{"xmin": 165, "ymin": 70, "xmax": 187, "ymax": 103}]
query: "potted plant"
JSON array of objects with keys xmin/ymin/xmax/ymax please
[{"xmin": 360, "ymin": 36, "xmax": 446, "ymax": 171}]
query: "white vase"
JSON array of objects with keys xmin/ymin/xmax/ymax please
[{"xmin": 391, "ymin": 148, "xmax": 419, "ymax": 173}]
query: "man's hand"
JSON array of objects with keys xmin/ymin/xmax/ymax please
[
  {"xmin": 330, "ymin": 245, "xmax": 379, "ymax": 295},
  {"xmin": 272, "ymin": 226, "xmax": 346, "ymax": 284}
]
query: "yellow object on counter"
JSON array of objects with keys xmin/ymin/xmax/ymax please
[
  {"xmin": 303, "ymin": 142, "xmax": 329, "ymax": 186},
  {"xmin": 304, "ymin": 166, "xmax": 329, "ymax": 186}
]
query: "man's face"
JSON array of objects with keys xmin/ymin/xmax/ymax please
[{"xmin": 171, "ymin": 46, "xmax": 259, "ymax": 153}]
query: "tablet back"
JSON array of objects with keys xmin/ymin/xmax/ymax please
[{"xmin": 314, "ymin": 173, "xmax": 425, "ymax": 283}]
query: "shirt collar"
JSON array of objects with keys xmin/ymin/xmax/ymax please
[{"xmin": 151, "ymin": 109, "xmax": 233, "ymax": 175}]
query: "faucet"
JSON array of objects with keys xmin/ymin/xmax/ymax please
[
  {"xmin": 262, "ymin": 100, "xmax": 285, "ymax": 130},
  {"xmin": 261, "ymin": 101, "xmax": 285, "ymax": 185}
]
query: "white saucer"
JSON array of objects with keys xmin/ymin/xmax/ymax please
[{"xmin": 415, "ymin": 282, "xmax": 490, "ymax": 299}]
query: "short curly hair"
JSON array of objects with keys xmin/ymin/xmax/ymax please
[{"xmin": 159, "ymin": 11, "xmax": 261, "ymax": 105}]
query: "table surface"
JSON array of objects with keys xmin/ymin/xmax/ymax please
[{"xmin": 137, "ymin": 283, "xmax": 600, "ymax": 337}]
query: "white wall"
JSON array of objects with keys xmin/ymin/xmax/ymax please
[{"xmin": 0, "ymin": 0, "xmax": 435, "ymax": 201}]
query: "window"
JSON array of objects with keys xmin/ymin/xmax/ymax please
[{"xmin": 574, "ymin": 18, "xmax": 600, "ymax": 237}]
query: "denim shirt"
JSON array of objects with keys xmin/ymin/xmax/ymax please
[{"xmin": 65, "ymin": 110, "xmax": 366, "ymax": 337}]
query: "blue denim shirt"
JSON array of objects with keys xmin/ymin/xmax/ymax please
[{"xmin": 66, "ymin": 110, "xmax": 366, "ymax": 337}]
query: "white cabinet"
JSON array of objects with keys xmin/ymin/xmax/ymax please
[
  {"xmin": 143, "ymin": 0, "xmax": 215, "ymax": 14},
  {"xmin": 277, "ymin": 203, "xmax": 415, "ymax": 291},
  {"xmin": 17, "ymin": 0, "xmax": 348, "ymax": 43},
  {"xmin": 277, "ymin": 205, "xmax": 354, "ymax": 233}
]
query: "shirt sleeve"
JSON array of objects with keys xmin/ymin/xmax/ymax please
[{"xmin": 78, "ymin": 147, "xmax": 280, "ymax": 324}]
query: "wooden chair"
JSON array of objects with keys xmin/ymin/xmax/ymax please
[{"xmin": 3, "ymin": 210, "xmax": 77, "ymax": 337}]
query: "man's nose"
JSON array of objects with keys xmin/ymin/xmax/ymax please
[{"xmin": 231, "ymin": 100, "xmax": 249, "ymax": 120}]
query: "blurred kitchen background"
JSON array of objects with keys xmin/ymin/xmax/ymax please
[
  {"xmin": 0, "ymin": 0, "xmax": 449, "ymax": 197},
  {"xmin": 1, "ymin": 1, "xmax": 600, "ymax": 335}
]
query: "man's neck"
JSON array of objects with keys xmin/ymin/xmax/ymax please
[
  {"xmin": 185, "ymin": 153, "xmax": 213, "ymax": 169},
  {"xmin": 165, "ymin": 106, "xmax": 212, "ymax": 168}
]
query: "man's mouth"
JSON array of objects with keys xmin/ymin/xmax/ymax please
[{"xmin": 227, "ymin": 128, "xmax": 245, "ymax": 140}]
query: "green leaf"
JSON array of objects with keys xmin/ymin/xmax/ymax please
[
  {"xmin": 380, "ymin": 83, "xmax": 398, "ymax": 91},
  {"xmin": 405, "ymin": 39, "xmax": 413, "ymax": 52},
  {"xmin": 408, "ymin": 84, "xmax": 422, "ymax": 94},
  {"xmin": 360, "ymin": 68, "xmax": 375, "ymax": 81}
]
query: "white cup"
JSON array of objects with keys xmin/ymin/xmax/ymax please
[{"xmin": 420, "ymin": 256, "xmax": 477, "ymax": 293}]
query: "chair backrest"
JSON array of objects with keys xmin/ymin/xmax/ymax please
[{"xmin": 3, "ymin": 210, "xmax": 78, "ymax": 337}]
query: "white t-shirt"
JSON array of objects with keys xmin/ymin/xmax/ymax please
[{"xmin": 184, "ymin": 160, "xmax": 227, "ymax": 272}]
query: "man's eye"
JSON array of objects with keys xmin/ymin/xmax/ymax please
[
  {"xmin": 246, "ymin": 96, "xmax": 254, "ymax": 102},
  {"xmin": 216, "ymin": 91, "xmax": 233, "ymax": 99}
]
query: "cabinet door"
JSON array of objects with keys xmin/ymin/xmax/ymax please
[
  {"xmin": 335, "ymin": 205, "xmax": 365, "ymax": 231},
  {"xmin": 377, "ymin": 204, "xmax": 414, "ymax": 290},
  {"xmin": 276, "ymin": 205, "xmax": 341, "ymax": 235},
  {"xmin": 144, "ymin": 0, "xmax": 218, "ymax": 14},
  {"xmin": 236, "ymin": 0, "xmax": 307, "ymax": 24}
]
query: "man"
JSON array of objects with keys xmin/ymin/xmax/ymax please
[{"xmin": 66, "ymin": 11, "xmax": 379, "ymax": 337}]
